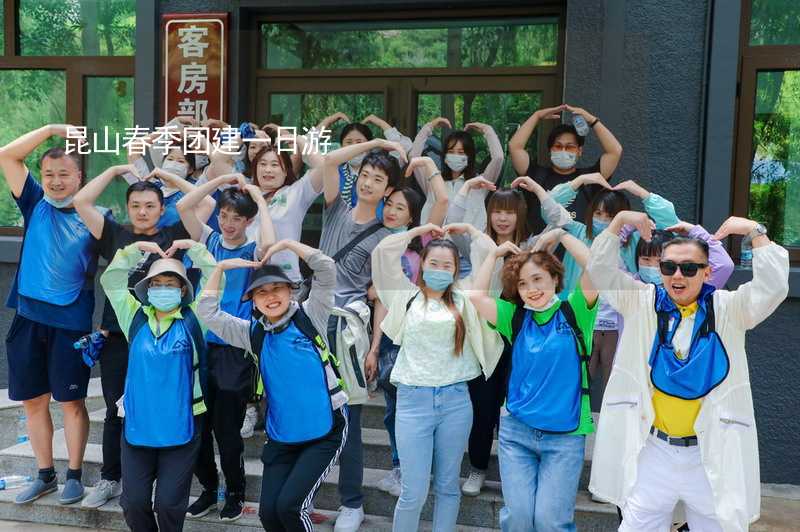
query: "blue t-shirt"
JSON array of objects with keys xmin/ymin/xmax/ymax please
[
  {"xmin": 155, "ymin": 191, "xmax": 185, "ymax": 230},
  {"xmin": 6, "ymin": 174, "xmax": 102, "ymax": 331},
  {"xmin": 203, "ymin": 231, "xmax": 257, "ymax": 345}
]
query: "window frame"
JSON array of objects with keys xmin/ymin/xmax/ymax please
[
  {"xmin": 733, "ymin": 0, "xmax": 800, "ymax": 261},
  {"xmin": 0, "ymin": 0, "xmax": 135, "ymax": 235}
]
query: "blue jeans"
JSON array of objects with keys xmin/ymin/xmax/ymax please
[
  {"xmin": 393, "ymin": 382, "xmax": 473, "ymax": 532},
  {"xmin": 498, "ymin": 413, "xmax": 585, "ymax": 532}
]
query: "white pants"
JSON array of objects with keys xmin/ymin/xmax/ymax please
[{"xmin": 619, "ymin": 435, "xmax": 723, "ymax": 532}]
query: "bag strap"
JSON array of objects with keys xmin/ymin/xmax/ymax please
[
  {"xmin": 292, "ymin": 307, "xmax": 344, "ymax": 395},
  {"xmin": 331, "ymin": 223, "xmax": 383, "ymax": 263},
  {"xmin": 128, "ymin": 307, "xmax": 148, "ymax": 342},
  {"xmin": 510, "ymin": 303, "xmax": 527, "ymax": 343},
  {"xmin": 559, "ymin": 302, "xmax": 591, "ymax": 395},
  {"xmin": 182, "ymin": 307, "xmax": 209, "ymax": 403},
  {"xmin": 249, "ymin": 320, "xmax": 266, "ymax": 362},
  {"xmin": 406, "ymin": 291, "xmax": 420, "ymax": 312}
]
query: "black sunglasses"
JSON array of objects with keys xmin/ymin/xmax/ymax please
[{"xmin": 659, "ymin": 260, "xmax": 708, "ymax": 277}]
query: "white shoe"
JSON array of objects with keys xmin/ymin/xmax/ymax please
[
  {"xmin": 334, "ymin": 505, "xmax": 364, "ymax": 532},
  {"xmin": 377, "ymin": 467, "xmax": 401, "ymax": 497},
  {"xmin": 461, "ymin": 470, "xmax": 485, "ymax": 496},
  {"xmin": 81, "ymin": 479, "xmax": 122, "ymax": 508},
  {"xmin": 240, "ymin": 405, "xmax": 257, "ymax": 438}
]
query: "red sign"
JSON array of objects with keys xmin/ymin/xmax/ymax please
[{"xmin": 163, "ymin": 13, "xmax": 229, "ymax": 124}]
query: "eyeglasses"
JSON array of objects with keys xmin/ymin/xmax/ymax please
[
  {"xmin": 551, "ymin": 142, "xmax": 580, "ymax": 154},
  {"xmin": 659, "ymin": 261, "xmax": 708, "ymax": 277}
]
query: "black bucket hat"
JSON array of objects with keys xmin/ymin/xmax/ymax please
[{"xmin": 242, "ymin": 264, "xmax": 299, "ymax": 301}]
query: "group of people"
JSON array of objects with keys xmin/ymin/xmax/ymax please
[{"xmin": 0, "ymin": 104, "xmax": 788, "ymax": 532}]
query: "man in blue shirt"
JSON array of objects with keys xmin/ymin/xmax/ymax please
[{"xmin": 0, "ymin": 124, "xmax": 104, "ymax": 505}]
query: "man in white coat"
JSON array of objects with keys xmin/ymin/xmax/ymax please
[{"xmin": 586, "ymin": 212, "xmax": 789, "ymax": 532}]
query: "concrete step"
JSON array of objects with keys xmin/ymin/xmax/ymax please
[
  {"xmin": 0, "ymin": 485, "xmax": 499, "ymax": 532},
  {"xmin": 0, "ymin": 435, "xmax": 619, "ymax": 530},
  {"xmin": 0, "ymin": 379, "xmax": 105, "ymax": 451}
]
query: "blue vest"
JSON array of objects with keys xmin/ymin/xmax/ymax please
[
  {"xmin": 649, "ymin": 285, "xmax": 730, "ymax": 400},
  {"xmin": 17, "ymin": 201, "xmax": 97, "ymax": 306},
  {"xmin": 204, "ymin": 233, "xmax": 256, "ymax": 345},
  {"xmin": 256, "ymin": 320, "xmax": 334, "ymax": 444},
  {"xmin": 507, "ymin": 308, "xmax": 586, "ymax": 433},
  {"xmin": 155, "ymin": 191, "xmax": 184, "ymax": 230},
  {"xmin": 124, "ymin": 316, "xmax": 195, "ymax": 447}
]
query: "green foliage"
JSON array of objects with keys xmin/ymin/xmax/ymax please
[
  {"xmin": 19, "ymin": 0, "xmax": 135, "ymax": 56},
  {"xmin": 269, "ymin": 93, "xmax": 385, "ymax": 142},
  {"xmin": 749, "ymin": 0, "xmax": 800, "ymax": 46}
]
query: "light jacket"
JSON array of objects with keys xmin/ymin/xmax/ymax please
[
  {"xmin": 371, "ymin": 230, "xmax": 504, "ymax": 379},
  {"xmin": 586, "ymin": 230, "xmax": 789, "ymax": 532}
]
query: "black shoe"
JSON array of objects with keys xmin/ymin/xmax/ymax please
[
  {"xmin": 220, "ymin": 493, "xmax": 245, "ymax": 522},
  {"xmin": 186, "ymin": 490, "xmax": 217, "ymax": 518}
]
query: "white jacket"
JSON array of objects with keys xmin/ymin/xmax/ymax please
[
  {"xmin": 331, "ymin": 301, "xmax": 372, "ymax": 406},
  {"xmin": 586, "ymin": 231, "xmax": 789, "ymax": 532}
]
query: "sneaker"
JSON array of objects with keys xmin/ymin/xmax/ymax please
[
  {"xmin": 220, "ymin": 492, "xmax": 244, "ymax": 522},
  {"xmin": 333, "ymin": 505, "xmax": 364, "ymax": 532},
  {"xmin": 15, "ymin": 477, "xmax": 57, "ymax": 504},
  {"xmin": 186, "ymin": 490, "xmax": 217, "ymax": 518},
  {"xmin": 461, "ymin": 469, "xmax": 485, "ymax": 497},
  {"xmin": 59, "ymin": 478, "xmax": 85, "ymax": 505},
  {"xmin": 241, "ymin": 405, "xmax": 257, "ymax": 438},
  {"xmin": 82, "ymin": 479, "xmax": 122, "ymax": 508},
  {"xmin": 377, "ymin": 467, "xmax": 401, "ymax": 497}
]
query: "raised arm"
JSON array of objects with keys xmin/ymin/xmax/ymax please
[
  {"xmin": 242, "ymin": 184, "xmax": 276, "ymax": 259},
  {"xmin": 74, "ymin": 163, "xmax": 138, "ymax": 239},
  {"xmin": 466, "ymin": 122, "xmax": 504, "ymax": 183},
  {"xmin": 410, "ymin": 117, "xmax": 450, "ymax": 192},
  {"xmin": 321, "ymin": 138, "xmax": 407, "ymax": 206},
  {"xmin": 198, "ymin": 258, "xmax": 260, "ymax": 352},
  {"xmin": 165, "ymin": 239, "xmax": 221, "ymax": 302},
  {"xmin": 316, "ymin": 112, "xmax": 350, "ymax": 134},
  {"xmin": 511, "ymin": 175, "xmax": 574, "ymax": 230},
  {"xmin": 363, "ymin": 115, "xmax": 413, "ymax": 155},
  {"xmin": 508, "ymin": 105, "xmax": 566, "ymax": 176},
  {"xmin": 373, "ymin": 224, "xmax": 442, "ymax": 307},
  {"xmin": 0, "ymin": 124, "xmax": 78, "ymax": 197},
  {"xmin": 565, "ymin": 105, "xmax": 623, "ymax": 179},
  {"xmin": 665, "ymin": 221, "xmax": 735, "ymax": 289},
  {"xmin": 177, "ymin": 173, "xmax": 239, "ymax": 242},
  {"xmin": 470, "ymin": 241, "xmax": 521, "ymax": 325},
  {"xmin": 405, "ymin": 156, "xmax": 449, "ymax": 225},
  {"xmin": 151, "ymin": 167, "xmax": 215, "ymax": 238},
  {"xmin": 613, "ymin": 179, "xmax": 679, "ymax": 229},
  {"xmin": 534, "ymin": 228, "xmax": 597, "ymax": 306}
]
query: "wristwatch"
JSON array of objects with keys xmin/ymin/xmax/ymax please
[{"xmin": 747, "ymin": 223, "xmax": 767, "ymax": 240}]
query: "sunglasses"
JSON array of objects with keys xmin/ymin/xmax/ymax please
[{"xmin": 659, "ymin": 261, "xmax": 708, "ymax": 277}]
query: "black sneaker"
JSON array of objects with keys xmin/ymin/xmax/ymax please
[
  {"xmin": 220, "ymin": 493, "xmax": 245, "ymax": 522},
  {"xmin": 186, "ymin": 490, "xmax": 217, "ymax": 518}
]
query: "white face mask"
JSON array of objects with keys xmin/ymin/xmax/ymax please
[
  {"xmin": 43, "ymin": 194, "xmax": 74, "ymax": 209},
  {"xmin": 445, "ymin": 153, "xmax": 468, "ymax": 173},
  {"xmin": 525, "ymin": 294, "xmax": 560, "ymax": 312},
  {"xmin": 162, "ymin": 160, "xmax": 188, "ymax": 179},
  {"xmin": 550, "ymin": 150, "xmax": 577, "ymax": 170}
]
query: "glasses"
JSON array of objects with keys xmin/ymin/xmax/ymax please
[
  {"xmin": 659, "ymin": 261, "xmax": 708, "ymax": 277},
  {"xmin": 551, "ymin": 142, "xmax": 580, "ymax": 154}
]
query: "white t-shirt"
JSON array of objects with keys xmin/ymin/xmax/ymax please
[{"xmin": 245, "ymin": 171, "xmax": 321, "ymax": 282}]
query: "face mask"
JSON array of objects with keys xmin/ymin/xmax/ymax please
[
  {"xmin": 194, "ymin": 154, "xmax": 210, "ymax": 169},
  {"xmin": 387, "ymin": 225, "xmax": 408, "ymax": 234},
  {"xmin": 43, "ymin": 194, "xmax": 74, "ymax": 209},
  {"xmin": 445, "ymin": 153, "xmax": 468, "ymax": 173},
  {"xmin": 348, "ymin": 153, "xmax": 366, "ymax": 170},
  {"xmin": 550, "ymin": 150, "xmax": 577, "ymax": 170},
  {"xmin": 638, "ymin": 265, "xmax": 663, "ymax": 285},
  {"xmin": 422, "ymin": 269, "xmax": 454, "ymax": 292},
  {"xmin": 162, "ymin": 160, "xmax": 188, "ymax": 179},
  {"xmin": 147, "ymin": 286, "xmax": 182, "ymax": 312},
  {"xmin": 592, "ymin": 217, "xmax": 610, "ymax": 235},
  {"xmin": 525, "ymin": 294, "xmax": 560, "ymax": 312}
]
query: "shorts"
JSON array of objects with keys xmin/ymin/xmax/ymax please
[{"xmin": 6, "ymin": 314, "xmax": 91, "ymax": 402}]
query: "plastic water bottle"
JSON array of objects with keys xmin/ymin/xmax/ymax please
[
  {"xmin": 740, "ymin": 235, "xmax": 753, "ymax": 268},
  {"xmin": 573, "ymin": 114, "xmax": 590, "ymax": 136},
  {"xmin": 16, "ymin": 415, "xmax": 28, "ymax": 444},
  {"xmin": 217, "ymin": 482, "xmax": 225, "ymax": 511},
  {"xmin": 0, "ymin": 475, "xmax": 32, "ymax": 490}
]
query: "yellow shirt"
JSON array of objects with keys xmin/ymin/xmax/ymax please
[{"xmin": 652, "ymin": 302, "xmax": 702, "ymax": 437}]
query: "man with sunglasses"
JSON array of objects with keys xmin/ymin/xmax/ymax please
[
  {"xmin": 509, "ymin": 104, "xmax": 623, "ymax": 233},
  {"xmin": 585, "ymin": 211, "xmax": 789, "ymax": 532}
]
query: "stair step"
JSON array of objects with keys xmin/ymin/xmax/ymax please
[{"xmin": 0, "ymin": 435, "xmax": 618, "ymax": 529}]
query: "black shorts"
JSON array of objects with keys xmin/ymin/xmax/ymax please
[{"xmin": 6, "ymin": 314, "xmax": 91, "ymax": 402}]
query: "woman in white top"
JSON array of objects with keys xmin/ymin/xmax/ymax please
[
  {"xmin": 371, "ymin": 222, "xmax": 504, "ymax": 532},
  {"xmin": 410, "ymin": 118, "xmax": 505, "ymax": 232}
]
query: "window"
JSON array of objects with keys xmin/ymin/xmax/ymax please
[
  {"xmin": 735, "ymin": 1, "xmax": 800, "ymax": 258},
  {"xmin": 0, "ymin": 1, "xmax": 135, "ymax": 232}
]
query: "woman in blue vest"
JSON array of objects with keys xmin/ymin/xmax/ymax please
[
  {"xmin": 100, "ymin": 239, "xmax": 218, "ymax": 532},
  {"xmin": 469, "ymin": 229, "xmax": 598, "ymax": 532},
  {"xmin": 197, "ymin": 238, "xmax": 346, "ymax": 532}
]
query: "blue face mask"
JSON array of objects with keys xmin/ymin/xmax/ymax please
[
  {"xmin": 638, "ymin": 265, "xmax": 663, "ymax": 285},
  {"xmin": 147, "ymin": 286, "xmax": 182, "ymax": 312},
  {"xmin": 423, "ymin": 269, "xmax": 454, "ymax": 291},
  {"xmin": 592, "ymin": 217, "xmax": 610, "ymax": 235},
  {"xmin": 43, "ymin": 194, "xmax": 74, "ymax": 209},
  {"xmin": 387, "ymin": 225, "xmax": 408, "ymax": 234}
]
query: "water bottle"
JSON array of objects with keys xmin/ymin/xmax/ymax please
[
  {"xmin": 16, "ymin": 415, "xmax": 28, "ymax": 444},
  {"xmin": 217, "ymin": 482, "xmax": 225, "ymax": 510},
  {"xmin": 740, "ymin": 235, "xmax": 753, "ymax": 268},
  {"xmin": 0, "ymin": 475, "xmax": 32, "ymax": 490},
  {"xmin": 573, "ymin": 114, "xmax": 590, "ymax": 137}
]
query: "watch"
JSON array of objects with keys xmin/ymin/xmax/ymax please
[{"xmin": 747, "ymin": 223, "xmax": 767, "ymax": 240}]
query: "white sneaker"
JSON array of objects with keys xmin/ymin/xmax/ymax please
[
  {"xmin": 377, "ymin": 467, "xmax": 401, "ymax": 497},
  {"xmin": 82, "ymin": 479, "xmax": 122, "ymax": 508},
  {"xmin": 334, "ymin": 505, "xmax": 364, "ymax": 532},
  {"xmin": 240, "ymin": 405, "xmax": 257, "ymax": 438},
  {"xmin": 461, "ymin": 470, "xmax": 485, "ymax": 496}
]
